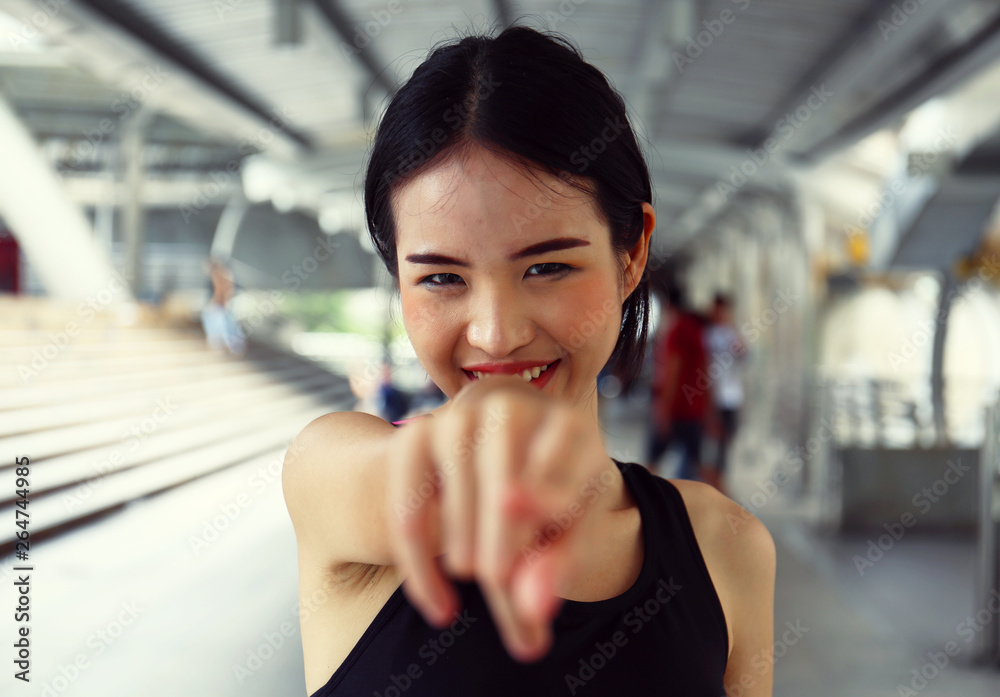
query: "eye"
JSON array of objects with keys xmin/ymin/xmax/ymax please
[
  {"xmin": 526, "ymin": 263, "xmax": 573, "ymax": 277},
  {"xmin": 418, "ymin": 272, "xmax": 464, "ymax": 288},
  {"xmin": 417, "ymin": 263, "xmax": 574, "ymax": 289}
]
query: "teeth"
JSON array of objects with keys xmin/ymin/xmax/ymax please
[{"xmin": 470, "ymin": 362, "xmax": 552, "ymax": 381}]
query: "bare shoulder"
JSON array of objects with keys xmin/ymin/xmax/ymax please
[
  {"xmin": 283, "ymin": 410, "xmax": 410, "ymax": 693},
  {"xmin": 282, "ymin": 409, "xmax": 401, "ymax": 572},
  {"xmin": 282, "ymin": 408, "xmax": 394, "ymax": 515},
  {"xmin": 666, "ymin": 479, "xmax": 775, "ymax": 555},
  {"xmin": 665, "ymin": 479, "xmax": 777, "ymax": 664},
  {"xmin": 286, "ymin": 409, "xmax": 395, "ymax": 456},
  {"xmin": 282, "ymin": 410, "xmax": 386, "ymax": 543}
]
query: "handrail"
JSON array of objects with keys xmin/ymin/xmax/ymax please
[
  {"xmin": 975, "ymin": 388, "xmax": 1000, "ymax": 664},
  {"xmin": 816, "ymin": 375, "xmax": 999, "ymax": 449}
]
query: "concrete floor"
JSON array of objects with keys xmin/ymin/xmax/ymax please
[
  {"xmin": 600, "ymin": 392, "xmax": 1000, "ymax": 697},
  {"xmin": 0, "ymin": 454, "xmax": 307, "ymax": 697}
]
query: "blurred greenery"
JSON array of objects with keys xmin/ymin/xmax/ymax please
[
  {"xmin": 276, "ymin": 291, "xmax": 348, "ymax": 333},
  {"xmin": 276, "ymin": 290, "xmax": 406, "ymax": 339}
]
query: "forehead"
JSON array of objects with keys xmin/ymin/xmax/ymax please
[{"xmin": 392, "ymin": 148, "xmax": 605, "ymax": 252}]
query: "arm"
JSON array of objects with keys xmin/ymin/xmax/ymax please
[
  {"xmin": 720, "ymin": 506, "xmax": 777, "ymax": 697},
  {"xmin": 282, "ymin": 411, "xmax": 427, "ymax": 573},
  {"xmin": 674, "ymin": 480, "xmax": 777, "ymax": 696}
]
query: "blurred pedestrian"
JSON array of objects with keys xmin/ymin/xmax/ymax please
[
  {"xmin": 374, "ymin": 362, "xmax": 411, "ymax": 423},
  {"xmin": 200, "ymin": 257, "xmax": 246, "ymax": 357},
  {"xmin": 348, "ymin": 359, "xmax": 382, "ymax": 416},
  {"xmin": 700, "ymin": 292, "xmax": 745, "ymax": 496},
  {"xmin": 408, "ymin": 373, "xmax": 447, "ymax": 414},
  {"xmin": 647, "ymin": 285, "xmax": 711, "ymax": 480}
]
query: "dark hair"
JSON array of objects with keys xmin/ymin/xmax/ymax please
[
  {"xmin": 363, "ymin": 25, "xmax": 654, "ymax": 387},
  {"xmin": 664, "ymin": 285, "xmax": 685, "ymax": 310},
  {"xmin": 713, "ymin": 292, "xmax": 731, "ymax": 309}
]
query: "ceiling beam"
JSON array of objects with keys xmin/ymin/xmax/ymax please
[
  {"xmin": 799, "ymin": 7, "xmax": 1000, "ymax": 160},
  {"xmin": 73, "ymin": 0, "xmax": 313, "ymax": 149},
  {"xmin": 736, "ymin": 0, "xmax": 902, "ymax": 149},
  {"xmin": 311, "ymin": 0, "xmax": 397, "ymax": 97}
]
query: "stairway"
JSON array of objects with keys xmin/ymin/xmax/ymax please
[{"xmin": 0, "ymin": 295, "xmax": 354, "ymax": 555}]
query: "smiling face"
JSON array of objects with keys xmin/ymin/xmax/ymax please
[{"xmin": 392, "ymin": 145, "xmax": 652, "ymax": 418}]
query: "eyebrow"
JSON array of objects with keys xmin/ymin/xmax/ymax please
[{"xmin": 404, "ymin": 237, "xmax": 591, "ymax": 267}]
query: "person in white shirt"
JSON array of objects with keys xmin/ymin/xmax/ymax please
[{"xmin": 702, "ymin": 293, "xmax": 745, "ymax": 495}]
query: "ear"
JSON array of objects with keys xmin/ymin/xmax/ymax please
[{"xmin": 621, "ymin": 202, "xmax": 655, "ymax": 303}]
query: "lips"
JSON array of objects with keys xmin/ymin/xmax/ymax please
[{"xmin": 463, "ymin": 359, "xmax": 560, "ymax": 387}]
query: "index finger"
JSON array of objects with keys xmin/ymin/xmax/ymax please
[{"xmin": 385, "ymin": 420, "xmax": 456, "ymax": 627}]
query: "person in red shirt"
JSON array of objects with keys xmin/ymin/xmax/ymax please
[{"xmin": 647, "ymin": 285, "xmax": 711, "ymax": 479}]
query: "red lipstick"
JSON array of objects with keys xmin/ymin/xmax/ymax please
[{"xmin": 462, "ymin": 359, "xmax": 560, "ymax": 389}]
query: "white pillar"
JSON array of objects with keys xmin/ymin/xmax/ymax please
[{"xmin": 0, "ymin": 92, "xmax": 132, "ymax": 303}]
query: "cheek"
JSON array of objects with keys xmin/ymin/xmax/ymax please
[
  {"xmin": 400, "ymin": 291, "xmax": 436, "ymax": 345},
  {"xmin": 547, "ymin": 275, "xmax": 622, "ymax": 355},
  {"xmin": 400, "ymin": 290, "xmax": 458, "ymax": 366}
]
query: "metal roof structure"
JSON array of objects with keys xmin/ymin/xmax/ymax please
[{"xmin": 2, "ymin": 0, "xmax": 1000, "ymax": 258}]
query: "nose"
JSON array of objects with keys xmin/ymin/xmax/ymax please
[{"xmin": 465, "ymin": 284, "xmax": 535, "ymax": 357}]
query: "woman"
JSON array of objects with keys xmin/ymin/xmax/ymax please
[
  {"xmin": 200, "ymin": 257, "xmax": 246, "ymax": 357},
  {"xmin": 282, "ymin": 25, "xmax": 775, "ymax": 697}
]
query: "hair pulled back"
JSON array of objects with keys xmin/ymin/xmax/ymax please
[{"xmin": 364, "ymin": 25, "xmax": 654, "ymax": 387}]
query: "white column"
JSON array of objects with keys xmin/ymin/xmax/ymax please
[{"xmin": 0, "ymin": 91, "xmax": 132, "ymax": 303}]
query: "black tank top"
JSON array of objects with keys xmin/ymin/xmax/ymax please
[{"xmin": 310, "ymin": 455, "xmax": 729, "ymax": 696}]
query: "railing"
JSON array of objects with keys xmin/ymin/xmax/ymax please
[
  {"xmin": 815, "ymin": 376, "xmax": 1000, "ymax": 662},
  {"xmin": 811, "ymin": 376, "xmax": 998, "ymax": 533},
  {"xmin": 818, "ymin": 376, "xmax": 1000, "ymax": 449},
  {"xmin": 976, "ymin": 390, "xmax": 1000, "ymax": 664}
]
